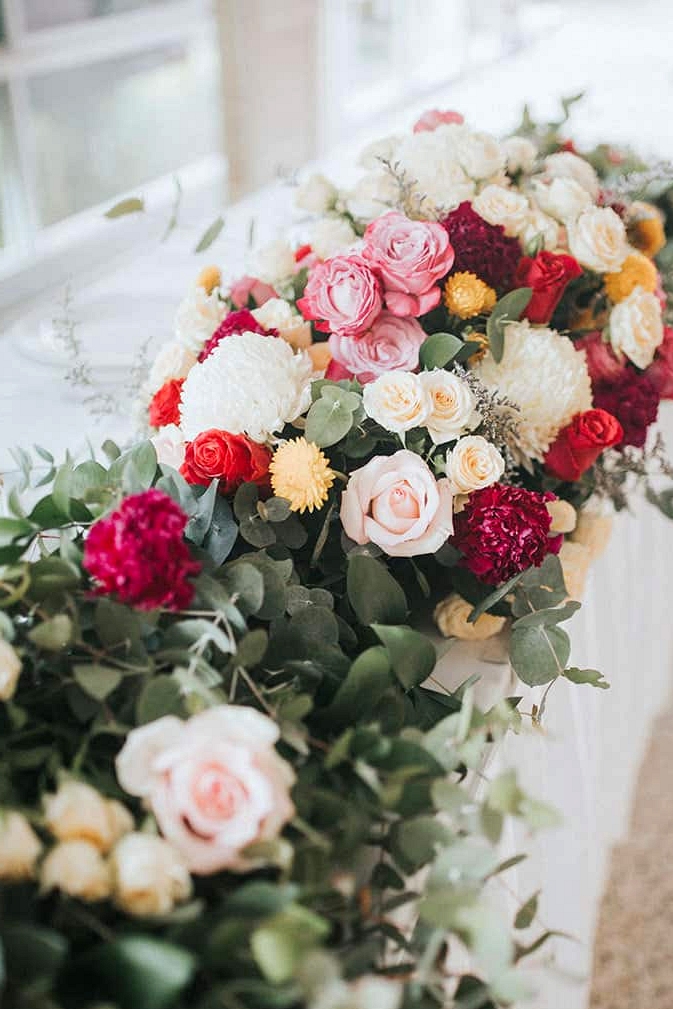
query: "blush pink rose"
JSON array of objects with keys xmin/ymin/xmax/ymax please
[
  {"xmin": 115, "ymin": 707, "xmax": 295, "ymax": 875},
  {"xmin": 328, "ymin": 311, "xmax": 426, "ymax": 384},
  {"xmin": 341, "ymin": 450, "xmax": 453, "ymax": 557},
  {"xmin": 230, "ymin": 275, "xmax": 277, "ymax": 309},
  {"xmin": 362, "ymin": 212, "xmax": 455, "ymax": 317},
  {"xmin": 297, "ymin": 255, "xmax": 383, "ymax": 337},
  {"xmin": 413, "ymin": 108, "xmax": 464, "ymax": 133},
  {"xmin": 574, "ymin": 330, "xmax": 627, "ymax": 384}
]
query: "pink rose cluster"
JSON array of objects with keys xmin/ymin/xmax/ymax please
[{"xmin": 298, "ymin": 211, "xmax": 454, "ymax": 384}]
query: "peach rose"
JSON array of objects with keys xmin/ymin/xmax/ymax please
[
  {"xmin": 340, "ymin": 450, "xmax": 453, "ymax": 557},
  {"xmin": 115, "ymin": 706, "xmax": 295, "ymax": 875},
  {"xmin": 362, "ymin": 371, "xmax": 431, "ymax": 433}
]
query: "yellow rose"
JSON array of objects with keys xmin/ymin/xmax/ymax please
[
  {"xmin": 447, "ymin": 435, "xmax": 505, "ymax": 495},
  {"xmin": 0, "ymin": 639, "xmax": 22, "ymax": 701},
  {"xmin": 0, "ymin": 811, "xmax": 42, "ymax": 881},
  {"xmin": 362, "ymin": 372, "xmax": 431, "ymax": 434},
  {"xmin": 434, "ymin": 593, "xmax": 506, "ymax": 641},
  {"xmin": 43, "ymin": 780, "xmax": 133, "ymax": 853},
  {"xmin": 111, "ymin": 833, "xmax": 192, "ymax": 917},
  {"xmin": 41, "ymin": 840, "xmax": 112, "ymax": 901}
]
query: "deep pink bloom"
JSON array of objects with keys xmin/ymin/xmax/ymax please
[
  {"xmin": 451, "ymin": 484, "xmax": 562, "ymax": 585},
  {"xmin": 574, "ymin": 330, "xmax": 627, "ymax": 385},
  {"xmin": 199, "ymin": 309, "xmax": 276, "ymax": 362},
  {"xmin": 328, "ymin": 311, "xmax": 426, "ymax": 384},
  {"xmin": 413, "ymin": 108, "xmax": 464, "ymax": 133},
  {"xmin": 83, "ymin": 489, "xmax": 201, "ymax": 611},
  {"xmin": 230, "ymin": 275, "xmax": 277, "ymax": 309},
  {"xmin": 362, "ymin": 211, "xmax": 455, "ymax": 317},
  {"xmin": 297, "ymin": 255, "xmax": 382, "ymax": 337},
  {"xmin": 441, "ymin": 201, "xmax": 521, "ymax": 291},
  {"xmin": 646, "ymin": 325, "xmax": 673, "ymax": 399},
  {"xmin": 593, "ymin": 370, "xmax": 660, "ymax": 448}
]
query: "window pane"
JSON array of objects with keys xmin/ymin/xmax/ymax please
[
  {"xmin": 27, "ymin": 36, "xmax": 222, "ymax": 226},
  {"xmin": 21, "ymin": 0, "xmax": 180, "ymax": 32},
  {"xmin": 0, "ymin": 84, "xmax": 31, "ymax": 253}
]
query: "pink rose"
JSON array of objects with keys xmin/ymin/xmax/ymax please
[
  {"xmin": 574, "ymin": 330, "xmax": 627, "ymax": 385},
  {"xmin": 230, "ymin": 275, "xmax": 277, "ymax": 309},
  {"xmin": 328, "ymin": 311, "xmax": 426, "ymax": 384},
  {"xmin": 647, "ymin": 325, "xmax": 673, "ymax": 399},
  {"xmin": 115, "ymin": 707, "xmax": 295, "ymax": 875},
  {"xmin": 341, "ymin": 450, "xmax": 453, "ymax": 557},
  {"xmin": 362, "ymin": 212, "xmax": 455, "ymax": 317},
  {"xmin": 413, "ymin": 108, "xmax": 464, "ymax": 133},
  {"xmin": 297, "ymin": 255, "xmax": 383, "ymax": 337}
]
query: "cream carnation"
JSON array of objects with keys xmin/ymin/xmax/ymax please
[
  {"xmin": 252, "ymin": 298, "xmax": 312, "ymax": 349},
  {"xmin": 472, "ymin": 184, "xmax": 529, "ymax": 237},
  {"xmin": 310, "ymin": 217, "xmax": 357, "ymax": 260},
  {"xmin": 418, "ymin": 370, "xmax": 478, "ymax": 444},
  {"xmin": 568, "ymin": 207, "xmax": 629, "ymax": 273},
  {"xmin": 0, "ymin": 639, "xmax": 21, "ymax": 701},
  {"xmin": 545, "ymin": 151, "xmax": 600, "ymax": 198},
  {"xmin": 446, "ymin": 435, "xmax": 505, "ymax": 494},
  {"xmin": 362, "ymin": 372, "xmax": 431, "ymax": 434},
  {"xmin": 111, "ymin": 833, "xmax": 192, "ymax": 916},
  {"xmin": 175, "ymin": 286, "xmax": 227, "ymax": 353},
  {"xmin": 180, "ymin": 332, "xmax": 313, "ymax": 443},
  {"xmin": 148, "ymin": 340, "xmax": 197, "ymax": 393},
  {"xmin": 0, "ymin": 811, "xmax": 42, "ymax": 880},
  {"xmin": 41, "ymin": 840, "xmax": 112, "ymax": 901},
  {"xmin": 609, "ymin": 286, "xmax": 664, "ymax": 368},
  {"xmin": 531, "ymin": 176, "xmax": 592, "ymax": 223},
  {"xmin": 295, "ymin": 173, "xmax": 338, "ymax": 214},
  {"xmin": 474, "ymin": 320, "xmax": 593, "ymax": 461},
  {"xmin": 253, "ymin": 239, "xmax": 296, "ymax": 285},
  {"xmin": 502, "ymin": 135, "xmax": 538, "ymax": 174}
]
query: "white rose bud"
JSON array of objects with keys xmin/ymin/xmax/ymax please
[
  {"xmin": 609, "ymin": 287, "xmax": 664, "ymax": 369},
  {"xmin": 310, "ymin": 218, "xmax": 357, "ymax": 260},
  {"xmin": 362, "ymin": 372, "xmax": 431, "ymax": 434},
  {"xmin": 545, "ymin": 151, "xmax": 600, "ymax": 198},
  {"xmin": 295, "ymin": 173, "xmax": 338, "ymax": 214},
  {"xmin": 41, "ymin": 840, "xmax": 112, "ymax": 901},
  {"xmin": 253, "ymin": 239, "xmax": 296, "ymax": 285},
  {"xmin": 568, "ymin": 207, "xmax": 629, "ymax": 273},
  {"xmin": 0, "ymin": 811, "xmax": 42, "ymax": 880},
  {"xmin": 111, "ymin": 833, "xmax": 192, "ymax": 917},
  {"xmin": 502, "ymin": 135, "xmax": 538, "ymax": 174},
  {"xmin": 472, "ymin": 184, "xmax": 529, "ymax": 237},
  {"xmin": 446, "ymin": 435, "xmax": 505, "ymax": 494},
  {"xmin": 434, "ymin": 592, "xmax": 506, "ymax": 642},
  {"xmin": 0, "ymin": 639, "xmax": 22, "ymax": 702},
  {"xmin": 418, "ymin": 370, "xmax": 479, "ymax": 444},
  {"xmin": 43, "ymin": 780, "xmax": 133, "ymax": 853},
  {"xmin": 531, "ymin": 176, "xmax": 592, "ymax": 223},
  {"xmin": 252, "ymin": 297, "xmax": 313, "ymax": 350}
]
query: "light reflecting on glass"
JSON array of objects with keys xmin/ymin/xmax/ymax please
[
  {"xmin": 0, "ymin": 84, "xmax": 31, "ymax": 253},
  {"xmin": 22, "ymin": 0, "xmax": 179, "ymax": 32},
  {"xmin": 350, "ymin": 0, "xmax": 394, "ymax": 91},
  {"xmin": 27, "ymin": 36, "xmax": 222, "ymax": 226}
]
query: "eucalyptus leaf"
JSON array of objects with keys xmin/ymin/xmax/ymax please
[
  {"xmin": 73, "ymin": 663, "xmax": 122, "ymax": 701},
  {"xmin": 564, "ymin": 666, "xmax": 610, "ymax": 689},
  {"xmin": 347, "ymin": 555, "xmax": 407, "ymax": 626},
  {"xmin": 509, "ymin": 623, "xmax": 570, "ymax": 686},
  {"xmin": 373, "ymin": 624, "xmax": 436, "ymax": 689},
  {"xmin": 419, "ymin": 332, "xmax": 463, "ymax": 370},
  {"xmin": 105, "ymin": 196, "xmax": 144, "ymax": 218},
  {"xmin": 27, "ymin": 615, "xmax": 73, "ymax": 651},
  {"xmin": 486, "ymin": 288, "xmax": 532, "ymax": 363},
  {"xmin": 194, "ymin": 215, "xmax": 225, "ymax": 253}
]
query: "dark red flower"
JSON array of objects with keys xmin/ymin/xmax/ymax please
[
  {"xmin": 514, "ymin": 251, "xmax": 582, "ymax": 324},
  {"xmin": 441, "ymin": 201, "xmax": 521, "ymax": 290},
  {"xmin": 545, "ymin": 409, "xmax": 623, "ymax": 481},
  {"xmin": 451, "ymin": 484, "xmax": 562, "ymax": 585},
  {"xmin": 646, "ymin": 325, "xmax": 673, "ymax": 400},
  {"xmin": 198, "ymin": 309, "xmax": 277, "ymax": 362},
  {"xmin": 149, "ymin": 379, "xmax": 184, "ymax": 428},
  {"xmin": 180, "ymin": 429, "xmax": 271, "ymax": 495},
  {"xmin": 574, "ymin": 331, "xmax": 627, "ymax": 386},
  {"xmin": 83, "ymin": 489, "xmax": 200, "ymax": 611},
  {"xmin": 593, "ymin": 370, "xmax": 660, "ymax": 448}
]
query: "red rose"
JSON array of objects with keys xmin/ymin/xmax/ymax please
[
  {"xmin": 544, "ymin": 409, "xmax": 624, "ymax": 481},
  {"xmin": 593, "ymin": 371, "xmax": 660, "ymax": 449},
  {"xmin": 181, "ymin": 429, "xmax": 271, "ymax": 495},
  {"xmin": 149, "ymin": 378, "xmax": 184, "ymax": 428},
  {"xmin": 514, "ymin": 251, "xmax": 582, "ymax": 324},
  {"xmin": 646, "ymin": 325, "xmax": 673, "ymax": 399}
]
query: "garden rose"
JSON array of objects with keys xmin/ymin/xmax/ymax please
[
  {"xmin": 181, "ymin": 430, "xmax": 271, "ymax": 495},
  {"xmin": 574, "ymin": 330, "xmax": 627, "ymax": 385},
  {"xmin": 362, "ymin": 211, "xmax": 455, "ymax": 316},
  {"xmin": 297, "ymin": 255, "xmax": 383, "ymax": 337},
  {"xmin": 115, "ymin": 706, "xmax": 296, "ymax": 874},
  {"xmin": 502, "ymin": 135, "xmax": 537, "ymax": 174},
  {"xmin": 593, "ymin": 370, "xmax": 660, "ymax": 448},
  {"xmin": 418, "ymin": 370, "xmax": 478, "ymax": 444},
  {"xmin": 254, "ymin": 239, "xmax": 296, "ymax": 285},
  {"xmin": 111, "ymin": 833, "xmax": 192, "ymax": 916},
  {"xmin": 310, "ymin": 217, "xmax": 358, "ymax": 260},
  {"xmin": 514, "ymin": 251, "xmax": 582, "ymax": 324},
  {"xmin": 0, "ymin": 811, "xmax": 42, "ymax": 880},
  {"xmin": 544, "ymin": 409, "xmax": 623, "ymax": 481},
  {"xmin": 608, "ymin": 287, "xmax": 664, "ymax": 369},
  {"xmin": 43, "ymin": 780, "xmax": 133, "ymax": 853},
  {"xmin": 544, "ymin": 151, "xmax": 600, "ymax": 198},
  {"xmin": 83, "ymin": 489, "xmax": 201, "ymax": 611},
  {"xmin": 148, "ymin": 378, "xmax": 184, "ymax": 428},
  {"xmin": 252, "ymin": 299, "xmax": 312, "ymax": 350},
  {"xmin": 413, "ymin": 108, "xmax": 464, "ymax": 132},
  {"xmin": 567, "ymin": 207, "xmax": 629, "ymax": 273},
  {"xmin": 472, "ymin": 185, "xmax": 529, "ymax": 237},
  {"xmin": 0, "ymin": 639, "xmax": 21, "ymax": 701},
  {"xmin": 340, "ymin": 450, "xmax": 453, "ymax": 557},
  {"xmin": 41, "ymin": 840, "xmax": 111, "ymax": 901},
  {"xmin": 328, "ymin": 312, "xmax": 426, "ymax": 384},
  {"xmin": 531, "ymin": 177, "xmax": 592, "ymax": 223},
  {"xmin": 230, "ymin": 275, "xmax": 277, "ymax": 309},
  {"xmin": 454, "ymin": 131, "xmax": 505, "ymax": 180},
  {"xmin": 362, "ymin": 372, "xmax": 431, "ymax": 433},
  {"xmin": 175, "ymin": 285, "xmax": 227, "ymax": 353},
  {"xmin": 519, "ymin": 205, "xmax": 559, "ymax": 251},
  {"xmin": 446, "ymin": 435, "xmax": 505, "ymax": 494}
]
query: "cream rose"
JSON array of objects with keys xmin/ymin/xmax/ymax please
[
  {"xmin": 531, "ymin": 177, "xmax": 592, "ymax": 223},
  {"xmin": 609, "ymin": 286, "xmax": 664, "ymax": 368},
  {"xmin": 252, "ymin": 298, "xmax": 312, "ymax": 350},
  {"xmin": 567, "ymin": 207, "xmax": 629, "ymax": 273},
  {"xmin": 362, "ymin": 372, "xmax": 431, "ymax": 434},
  {"xmin": 254, "ymin": 239, "xmax": 296, "ymax": 285},
  {"xmin": 546, "ymin": 499, "xmax": 577, "ymax": 534},
  {"xmin": 41, "ymin": 840, "xmax": 112, "ymax": 901},
  {"xmin": 148, "ymin": 340, "xmax": 197, "ymax": 393},
  {"xmin": 418, "ymin": 370, "xmax": 478, "ymax": 444},
  {"xmin": 0, "ymin": 811, "xmax": 42, "ymax": 880},
  {"xmin": 0, "ymin": 639, "xmax": 22, "ymax": 701},
  {"xmin": 345, "ymin": 172, "xmax": 400, "ymax": 223},
  {"xmin": 310, "ymin": 218, "xmax": 357, "ymax": 260},
  {"xmin": 43, "ymin": 780, "xmax": 133, "ymax": 853},
  {"xmin": 455, "ymin": 130, "xmax": 505, "ymax": 180},
  {"xmin": 115, "ymin": 707, "xmax": 296, "ymax": 875},
  {"xmin": 295, "ymin": 173, "xmax": 338, "ymax": 214},
  {"xmin": 340, "ymin": 450, "xmax": 453, "ymax": 557},
  {"xmin": 434, "ymin": 593, "xmax": 506, "ymax": 641},
  {"xmin": 519, "ymin": 206, "xmax": 560, "ymax": 251},
  {"xmin": 545, "ymin": 151, "xmax": 600, "ymax": 198},
  {"xmin": 472, "ymin": 184, "xmax": 529, "ymax": 237},
  {"xmin": 502, "ymin": 135, "xmax": 537, "ymax": 174},
  {"xmin": 174, "ymin": 285, "xmax": 227, "ymax": 353},
  {"xmin": 111, "ymin": 832, "xmax": 192, "ymax": 916},
  {"xmin": 446, "ymin": 435, "xmax": 505, "ymax": 494}
]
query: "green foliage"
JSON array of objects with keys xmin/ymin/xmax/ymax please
[
  {"xmin": 419, "ymin": 332, "xmax": 464, "ymax": 370},
  {"xmin": 486, "ymin": 288, "xmax": 532, "ymax": 363}
]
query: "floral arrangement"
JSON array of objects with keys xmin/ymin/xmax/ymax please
[{"xmin": 2, "ymin": 100, "xmax": 673, "ymax": 1009}]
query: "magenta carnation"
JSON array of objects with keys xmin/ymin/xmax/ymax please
[
  {"xmin": 441, "ymin": 201, "xmax": 521, "ymax": 291},
  {"xmin": 592, "ymin": 370, "xmax": 660, "ymax": 449},
  {"xmin": 198, "ymin": 308, "xmax": 275, "ymax": 362},
  {"xmin": 451, "ymin": 484, "xmax": 562, "ymax": 585},
  {"xmin": 83, "ymin": 489, "xmax": 201, "ymax": 611}
]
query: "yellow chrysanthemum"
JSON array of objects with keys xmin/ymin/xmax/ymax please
[
  {"xmin": 604, "ymin": 252, "xmax": 657, "ymax": 303},
  {"xmin": 270, "ymin": 438, "xmax": 335, "ymax": 514},
  {"xmin": 627, "ymin": 205, "xmax": 666, "ymax": 258},
  {"xmin": 196, "ymin": 265, "xmax": 221, "ymax": 295},
  {"xmin": 444, "ymin": 272, "xmax": 497, "ymax": 319},
  {"xmin": 465, "ymin": 332, "xmax": 489, "ymax": 366}
]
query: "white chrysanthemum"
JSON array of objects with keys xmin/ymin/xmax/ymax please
[
  {"xmin": 175, "ymin": 286, "xmax": 227, "ymax": 353},
  {"xmin": 180, "ymin": 332, "xmax": 314, "ymax": 443},
  {"xmin": 394, "ymin": 127, "xmax": 475, "ymax": 213},
  {"xmin": 148, "ymin": 339, "xmax": 197, "ymax": 393},
  {"xmin": 310, "ymin": 217, "xmax": 357, "ymax": 259},
  {"xmin": 473, "ymin": 320, "xmax": 592, "ymax": 461}
]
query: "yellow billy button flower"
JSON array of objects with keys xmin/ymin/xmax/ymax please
[
  {"xmin": 196, "ymin": 265, "xmax": 221, "ymax": 295},
  {"xmin": 604, "ymin": 251, "xmax": 657, "ymax": 304},
  {"xmin": 627, "ymin": 203, "xmax": 666, "ymax": 258},
  {"xmin": 270, "ymin": 438, "xmax": 335, "ymax": 514},
  {"xmin": 444, "ymin": 271, "xmax": 497, "ymax": 319}
]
